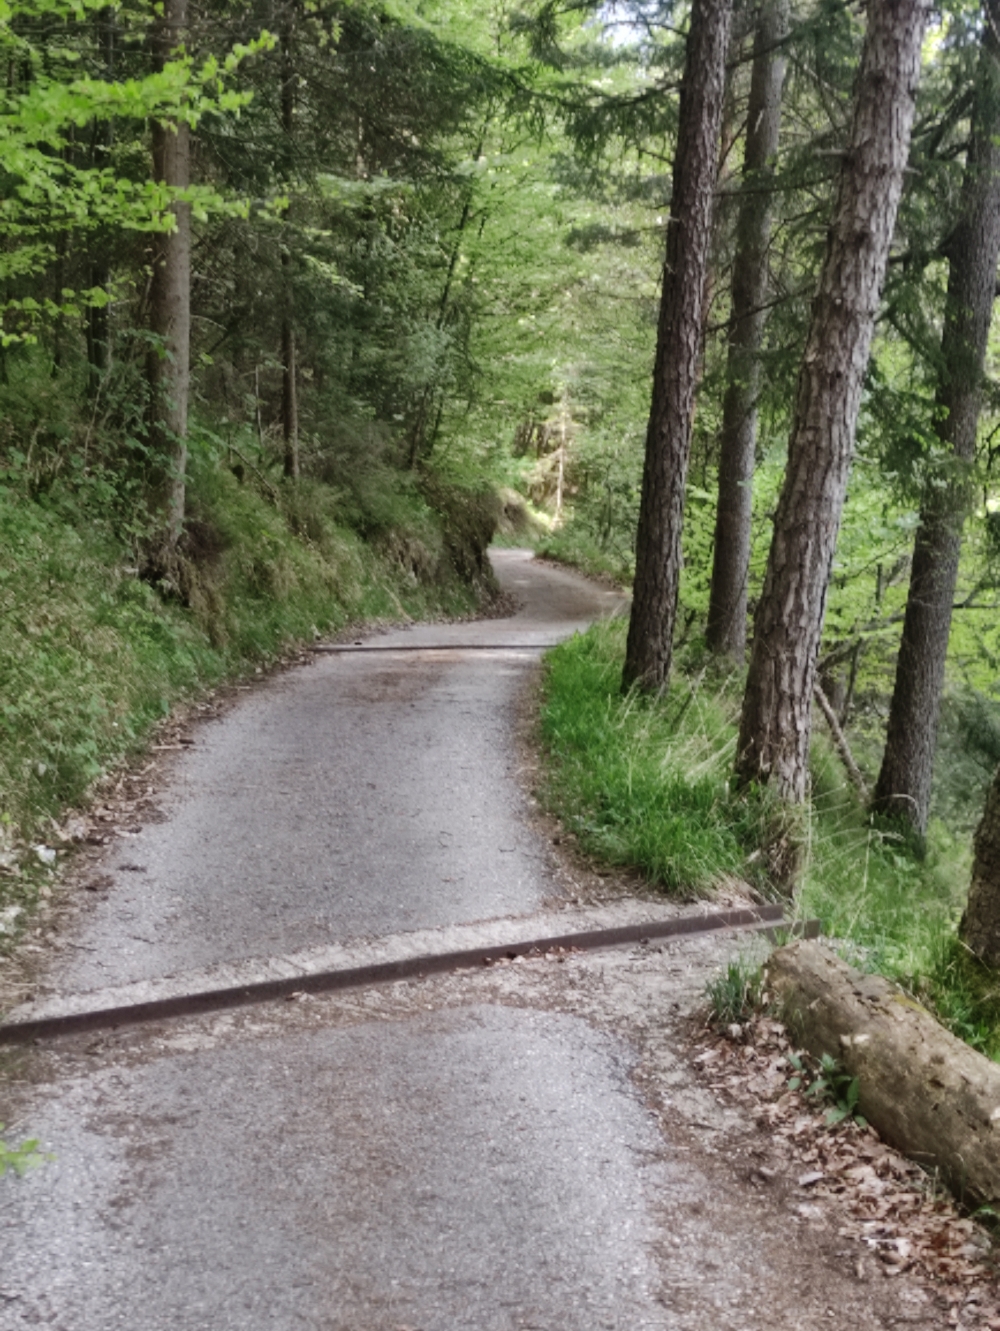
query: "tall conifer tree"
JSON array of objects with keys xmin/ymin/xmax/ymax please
[
  {"xmin": 622, "ymin": 0, "xmax": 733, "ymax": 692},
  {"xmin": 734, "ymin": 0, "xmax": 928, "ymax": 815},
  {"xmin": 872, "ymin": 0, "xmax": 1000, "ymax": 837},
  {"xmin": 706, "ymin": 0, "xmax": 788, "ymax": 660}
]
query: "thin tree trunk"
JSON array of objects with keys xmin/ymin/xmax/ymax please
[
  {"xmin": 51, "ymin": 230, "xmax": 65, "ymax": 374},
  {"xmin": 146, "ymin": 0, "xmax": 190, "ymax": 550},
  {"xmin": 706, "ymin": 0, "xmax": 788, "ymax": 659},
  {"xmin": 961, "ymin": 760, "xmax": 1000, "ymax": 965},
  {"xmin": 281, "ymin": 9, "xmax": 299, "ymax": 481},
  {"xmin": 734, "ymin": 0, "xmax": 927, "ymax": 807},
  {"xmin": 86, "ymin": 7, "xmax": 115, "ymax": 396},
  {"xmin": 407, "ymin": 133, "xmax": 485, "ymax": 469},
  {"xmin": 622, "ymin": 0, "xmax": 733, "ymax": 692},
  {"xmin": 814, "ymin": 681, "xmax": 868, "ymax": 801},
  {"xmin": 871, "ymin": 0, "xmax": 1000, "ymax": 836},
  {"xmin": 281, "ymin": 302, "xmax": 299, "ymax": 479}
]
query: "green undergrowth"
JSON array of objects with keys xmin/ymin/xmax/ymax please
[
  {"xmin": 535, "ymin": 523, "xmax": 633, "ymax": 587},
  {"xmin": 540, "ymin": 619, "xmax": 982, "ymax": 1047},
  {"xmin": 0, "ymin": 463, "xmax": 492, "ymax": 930},
  {"xmin": 538, "ymin": 618, "xmax": 774, "ymax": 893}
]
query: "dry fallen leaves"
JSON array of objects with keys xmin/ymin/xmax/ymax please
[{"xmin": 690, "ymin": 1013, "xmax": 1000, "ymax": 1327}]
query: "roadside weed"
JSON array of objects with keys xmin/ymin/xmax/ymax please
[
  {"xmin": 0, "ymin": 1125, "xmax": 50, "ymax": 1178},
  {"xmin": 786, "ymin": 1052, "xmax": 867, "ymax": 1128},
  {"xmin": 706, "ymin": 959, "xmax": 767, "ymax": 1025},
  {"xmin": 538, "ymin": 618, "xmax": 775, "ymax": 894}
]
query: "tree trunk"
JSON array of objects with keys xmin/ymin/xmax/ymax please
[
  {"xmin": 961, "ymin": 762, "xmax": 1000, "ymax": 964},
  {"xmin": 86, "ymin": 8, "xmax": 115, "ymax": 397},
  {"xmin": 622, "ymin": 0, "xmax": 733, "ymax": 692},
  {"xmin": 734, "ymin": 0, "xmax": 927, "ymax": 805},
  {"xmin": 871, "ymin": 2, "xmax": 1000, "ymax": 836},
  {"xmin": 146, "ymin": 0, "xmax": 191, "ymax": 550},
  {"xmin": 706, "ymin": 0, "xmax": 788, "ymax": 660},
  {"xmin": 281, "ymin": 304, "xmax": 299, "ymax": 479},
  {"xmin": 281, "ymin": 9, "xmax": 299, "ymax": 481},
  {"xmin": 407, "ymin": 133, "xmax": 485, "ymax": 469},
  {"xmin": 770, "ymin": 939, "xmax": 1000, "ymax": 1209}
]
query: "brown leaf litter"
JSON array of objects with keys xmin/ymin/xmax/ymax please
[{"xmin": 690, "ymin": 1011, "xmax": 1000, "ymax": 1327}]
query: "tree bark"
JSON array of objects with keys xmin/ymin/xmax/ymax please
[
  {"xmin": 871, "ymin": 1, "xmax": 1000, "ymax": 836},
  {"xmin": 622, "ymin": 0, "xmax": 733, "ymax": 692},
  {"xmin": 734, "ymin": 0, "xmax": 927, "ymax": 804},
  {"xmin": 770, "ymin": 939, "xmax": 1000, "ymax": 1209},
  {"xmin": 146, "ymin": 0, "xmax": 191, "ymax": 550},
  {"xmin": 86, "ymin": 7, "xmax": 115, "ymax": 396},
  {"xmin": 961, "ymin": 762, "xmax": 1000, "ymax": 964},
  {"xmin": 281, "ymin": 9, "xmax": 299, "ymax": 481},
  {"xmin": 281, "ymin": 304, "xmax": 299, "ymax": 479},
  {"xmin": 706, "ymin": 0, "xmax": 788, "ymax": 659}
]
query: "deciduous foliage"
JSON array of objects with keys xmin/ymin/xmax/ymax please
[{"xmin": 0, "ymin": 0, "xmax": 257, "ymax": 337}]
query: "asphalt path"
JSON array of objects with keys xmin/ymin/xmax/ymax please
[
  {"xmin": 0, "ymin": 552, "xmax": 943, "ymax": 1329},
  {"xmin": 41, "ymin": 550, "xmax": 622, "ymax": 995}
]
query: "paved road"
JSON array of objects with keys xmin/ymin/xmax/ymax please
[
  {"xmin": 46, "ymin": 550, "xmax": 623, "ymax": 995},
  {"xmin": 0, "ymin": 553, "xmax": 942, "ymax": 1330}
]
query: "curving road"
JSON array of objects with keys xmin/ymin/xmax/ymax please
[
  {"xmin": 46, "ymin": 549, "xmax": 623, "ymax": 994},
  {"xmin": 0, "ymin": 552, "xmax": 942, "ymax": 1331}
]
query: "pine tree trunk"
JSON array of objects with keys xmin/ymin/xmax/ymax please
[
  {"xmin": 871, "ymin": 3, "xmax": 1000, "ymax": 836},
  {"xmin": 706, "ymin": 0, "xmax": 788, "ymax": 659},
  {"xmin": 961, "ymin": 762, "xmax": 1000, "ymax": 965},
  {"xmin": 282, "ymin": 305, "xmax": 299, "ymax": 480},
  {"xmin": 281, "ymin": 9, "xmax": 299, "ymax": 481},
  {"xmin": 86, "ymin": 8, "xmax": 115, "ymax": 397},
  {"xmin": 734, "ymin": 0, "xmax": 926, "ymax": 805},
  {"xmin": 146, "ymin": 0, "xmax": 190, "ymax": 550},
  {"xmin": 622, "ymin": 0, "xmax": 733, "ymax": 692}
]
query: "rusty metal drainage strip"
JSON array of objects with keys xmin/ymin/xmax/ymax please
[
  {"xmin": 0, "ymin": 906, "xmax": 819, "ymax": 1045},
  {"xmin": 310, "ymin": 643, "xmax": 564, "ymax": 653}
]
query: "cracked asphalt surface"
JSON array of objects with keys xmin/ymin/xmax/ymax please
[{"xmin": 0, "ymin": 551, "xmax": 947, "ymax": 1328}]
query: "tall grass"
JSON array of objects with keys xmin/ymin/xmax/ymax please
[
  {"xmin": 539, "ymin": 619, "xmax": 773, "ymax": 893},
  {"xmin": 539, "ymin": 619, "xmax": 987, "ymax": 1047}
]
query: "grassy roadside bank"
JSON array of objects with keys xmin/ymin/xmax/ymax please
[
  {"xmin": 538, "ymin": 618, "xmax": 1000, "ymax": 1057},
  {"xmin": 0, "ymin": 467, "xmax": 498, "ymax": 942}
]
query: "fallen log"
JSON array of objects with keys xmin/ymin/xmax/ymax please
[{"xmin": 769, "ymin": 939, "xmax": 1000, "ymax": 1208}]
